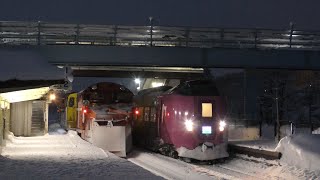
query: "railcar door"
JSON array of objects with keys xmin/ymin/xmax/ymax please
[
  {"xmin": 66, "ymin": 93, "xmax": 78, "ymax": 128},
  {"xmin": 147, "ymin": 106, "xmax": 158, "ymax": 149}
]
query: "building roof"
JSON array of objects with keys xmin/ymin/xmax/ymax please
[{"xmin": 0, "ymin": 79, "xmax": 64, "ymax": 93}]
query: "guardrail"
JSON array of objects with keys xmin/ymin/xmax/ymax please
[{"xmin": 1, "ymin": 21, "xmax": 320, "ymax": 50}]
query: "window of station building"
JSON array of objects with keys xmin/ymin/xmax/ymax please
[
  {"xmin": 150, "ymin": 107, "xmax": 156, "ymax": 122},
  {"xmin": 202, "ymin": 103, "xmax": 212, "ymax": 117},
  {"xmin": 144, "ymin": 107, "xmax": 150, "ymax": 121},
  {"xmin": 68, "ymin": 97, "xmax": 75, "ymax": 107}
]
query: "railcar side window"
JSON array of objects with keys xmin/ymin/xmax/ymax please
[
  {"xmin": 144, "ymin": 107, "xmax": 150, "ymax": 121},
  {"xmin": 68, "ymin": 97, "xmax": 75, "ymax": 107},
  {"xmin": 137, "ymin": 107, "xmax": 144, "ymax": 121},
  {"xmin": 150, "ymin": 108, "xmax": 156, "ymax": 122}
]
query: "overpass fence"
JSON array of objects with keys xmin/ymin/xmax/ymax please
[{"xmin": 1, "ymin": 21, "xmax": 320, "ymax": 50}]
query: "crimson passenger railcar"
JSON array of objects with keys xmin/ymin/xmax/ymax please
[{"xmin": 132, "ymin": 80, "xmax": 228, "ymax": 161}]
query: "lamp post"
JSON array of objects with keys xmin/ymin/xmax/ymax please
[{"xmin": 135, "ymin": 78, "xmax": 141, "ymax": 90}]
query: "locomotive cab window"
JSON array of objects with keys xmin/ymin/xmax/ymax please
[
  {"xmin": 68, "ymin": 97, "xmax": 75, "ymax": 107},
  {"xmin": 202, "ymin": 103, "xmax": 212, "ymax": 117}
]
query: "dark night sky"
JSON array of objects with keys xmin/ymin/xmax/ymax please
[{"xmin": 0, "ymin": 0, "xmax": 320, "ymax": 29}]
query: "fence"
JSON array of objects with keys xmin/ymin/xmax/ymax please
[{"xmin": 1, "ymin": 21, "xmax": 320, "ymax": 50}]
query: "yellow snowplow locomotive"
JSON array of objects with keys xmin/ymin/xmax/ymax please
[{"xmin": 66, "ymin": 82, "xmax": 134, "ymax": 157}]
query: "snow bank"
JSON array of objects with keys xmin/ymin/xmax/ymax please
[
  {"xmin": 275, "ymin": 134, "xmax": 320, "ymax": 171},
  {"xmin": 312, "ymin": 127, "xmax": 320, "ymax": 134}
]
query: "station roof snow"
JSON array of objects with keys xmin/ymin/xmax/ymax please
[{"xmin": 0, "ymin": 79, "xmax": 64, "ymax": 103}]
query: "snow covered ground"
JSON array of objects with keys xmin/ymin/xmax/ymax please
[
  {"xmin": 0, "ymin": 131, "xmax": 163, "ymax": 180},
  {"xmin": 1, "ymin": 125, "xmax": 319, "ymax": 180},
  {"xmin": 128, "ymin": 149, "xmax": 320, "ymax": 180}
]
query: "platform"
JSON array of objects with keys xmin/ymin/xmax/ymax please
[
  {"xmin": 228, "ymin": 139, "xmax": 282, "ymax": 160},
  {"xmin": 0, "ymin": 131, "xmax": 163, "ymax": 179}
]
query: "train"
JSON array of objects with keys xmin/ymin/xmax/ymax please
[
  {"xmin": 66, "ymin": 82, "xmax": 134, "ymax": 157},
  {"xmin": 132, "ymin": 79, "xmax": 229, "ymax": 161}
]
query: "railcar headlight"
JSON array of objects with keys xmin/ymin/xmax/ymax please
[
  {"xmin": 219, "ymin": 120, "xmax": 227, "ymax": 132},
  {"xmin": 184, "ymin": 119, "xmax": 194, "ymax": 132}
]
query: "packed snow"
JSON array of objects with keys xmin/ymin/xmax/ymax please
[{"xmin": 0, "ymin": 131, "xmax": 163, "ymax": 180}]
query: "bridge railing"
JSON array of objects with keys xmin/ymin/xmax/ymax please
[{"xmin": 1, "ymin": 21, "xmax": 320, "ymax": 50}]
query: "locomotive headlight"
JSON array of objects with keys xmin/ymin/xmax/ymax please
[
  {"xmin": 185, "ymin": 119, "xmax": 194, "ymax": 132},
  {"xmin": 219, "ymin": 120, "xmax": 227, "ymax": 132}
]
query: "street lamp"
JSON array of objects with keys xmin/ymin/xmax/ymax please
[{"xmin": 134, "ymin": 78, "xmax": 141, "ymax": 90}]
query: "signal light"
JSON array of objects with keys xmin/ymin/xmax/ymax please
[
  {"xmin": 83, "ymin": 109, "xmax": 87, "ymax": 113},
  {"xmin": 135, "ymin": 110, "xmax": 139, "ymax": 115}
]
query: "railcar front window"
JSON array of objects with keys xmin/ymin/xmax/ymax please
[{"xmin": 202, "ymin": 103, "xmax": 212, "ymax": 117}]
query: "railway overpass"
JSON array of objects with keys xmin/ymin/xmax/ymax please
[{"xmin": 1, "ymin": 21, "xmax": 320, "ymax": 80}]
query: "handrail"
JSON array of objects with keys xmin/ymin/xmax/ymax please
[{"xmin": 1, "ymin": 21, "xmax": 320, "ymax": 50}]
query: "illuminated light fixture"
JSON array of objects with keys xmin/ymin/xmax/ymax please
[
  {"xmin": 185, "ymin": 119, "xmax": 194, "ymax": 132},
  {"xmin": 134, "ymin": 78, "xmax": 141, "ymax": 90},
  {"xmin": 135, "ymin": 110, "xmax": 139, "ymax": 115},
  {"xmin": 49, "ymin": 94, "xmax": 56, "ymax": 101},
  {"xmin": 83, "ymin": 109, "xmax": 87, "ymax": 114},
  {"xmin": 174, "ymin": 111, "xmax": 177, "ymax": 115},
  {"xmin": 134, "ymin": 78, "xmax": 141, "ymax": 84},
  {"xmin": 219, "ymin": 120, "xmax": 227, "ymax": 132},
  {"xmin": 167, "ymin": 112, "xmax": 170, "ymax": 117},
  {"xmin": 185, "ymin": 111, "xmax": 188, "ymax": 116},
  {"xmin": 151, "ymin": 82, "xmax": 164, "ymax": 88},
  {"xmin": 179, "ymin": 111, "xmax": 181, "ymax": 115}
]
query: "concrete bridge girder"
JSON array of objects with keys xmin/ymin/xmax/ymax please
[{"xmin": 1, "ymin": 45, "xmax": 320, "ymax": 79}]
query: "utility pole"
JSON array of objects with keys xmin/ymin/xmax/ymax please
[
  {"xmin": 149, "ymin": 17, "xmax": 154, "ymax": 46},
  {"xmin": 243, "ymin": 70, "xmax": 247, "ymax": 126},
  {"xmin": 275, "ymin": 87, "xmax": 280, "ymax": 141},
  {"xmin": 308, "ymin": 84, "xmax": 313, "ymax": 132}
]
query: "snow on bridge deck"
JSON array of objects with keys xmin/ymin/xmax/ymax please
[{"xmin": 0, "ymin": 131, "xmax": 163, "ymax": 180}]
